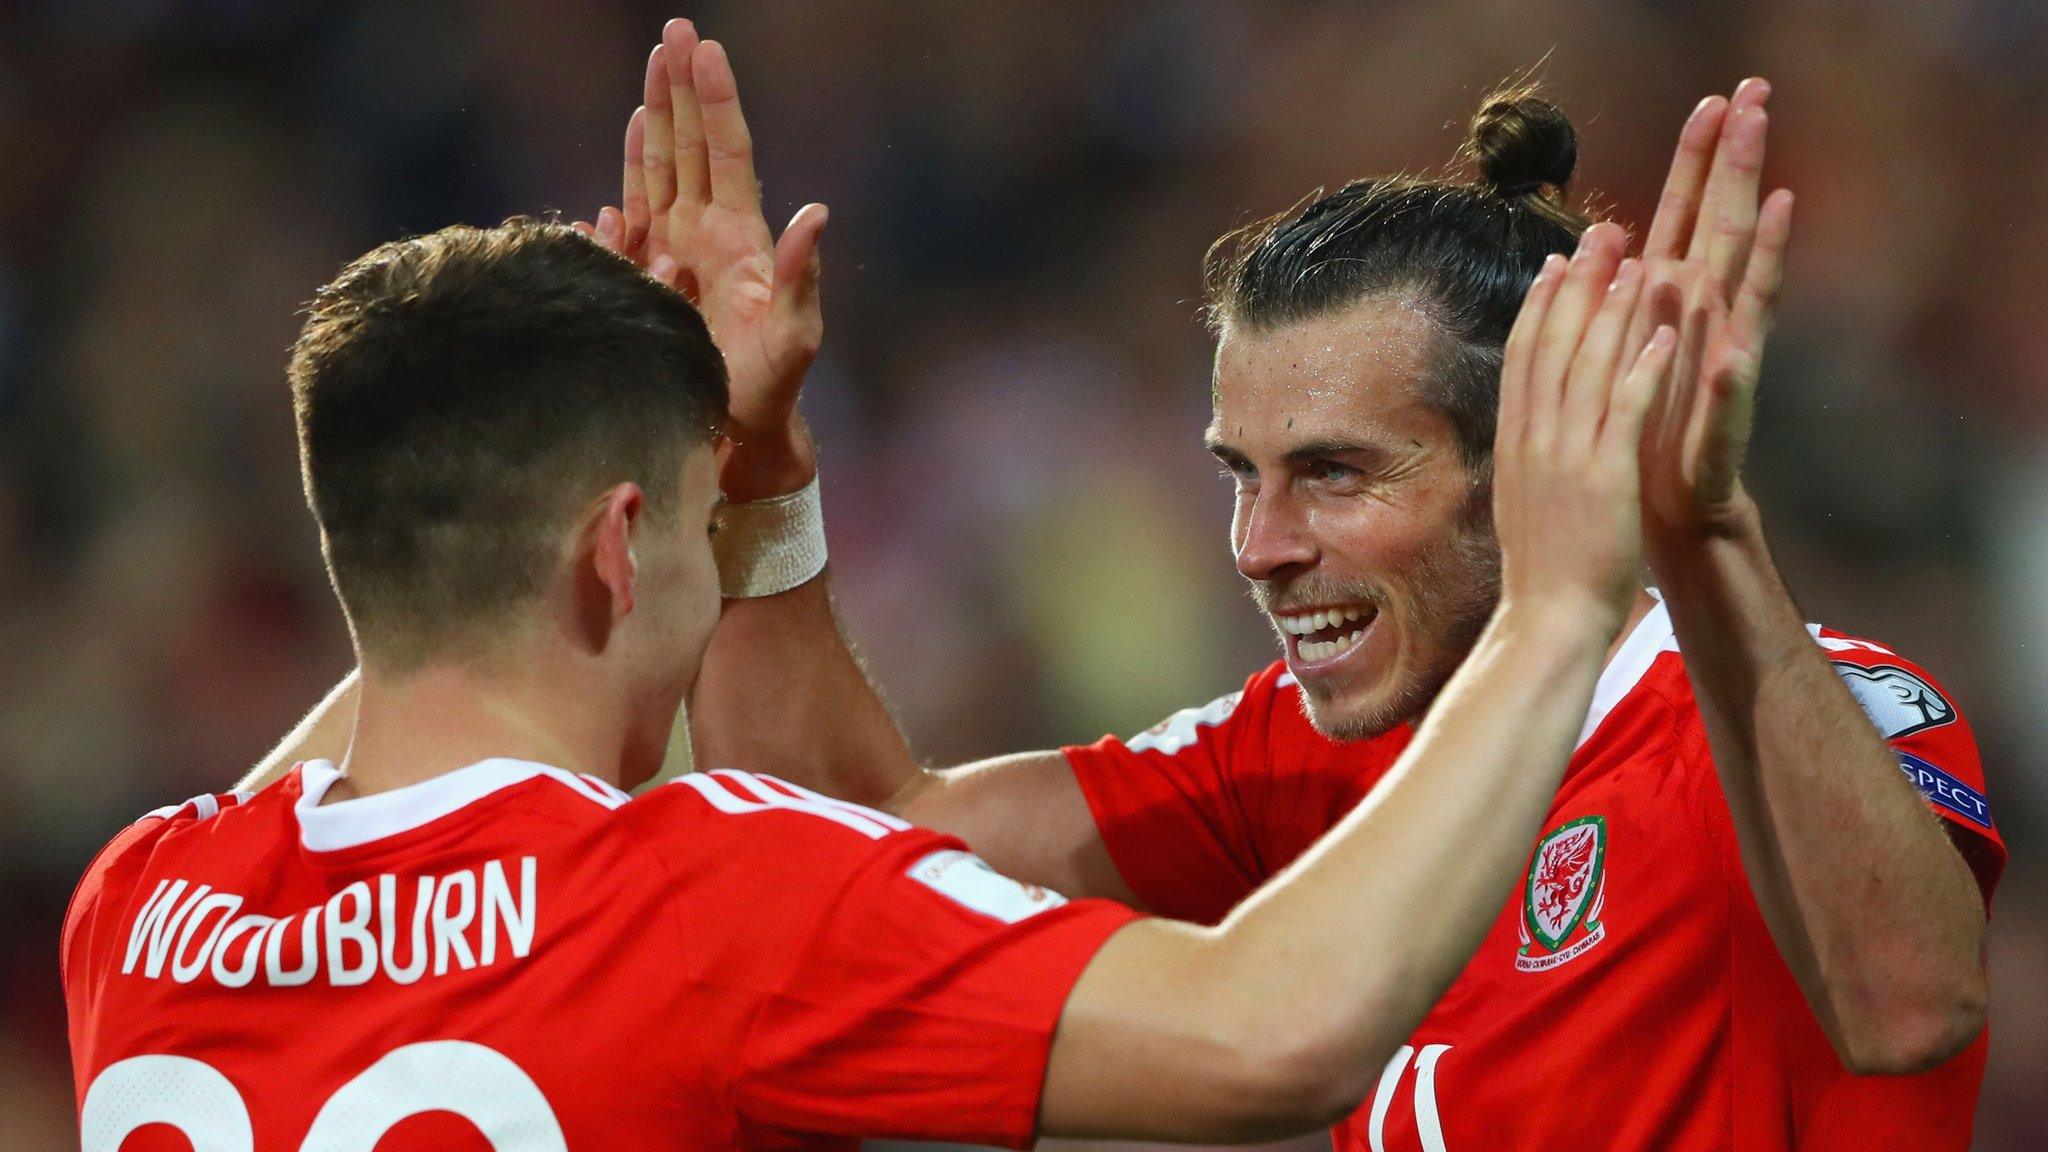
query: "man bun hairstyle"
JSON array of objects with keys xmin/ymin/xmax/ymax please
[
  {"xmin": 290, "ymin": 218, "xmax": 729, "ymax": 673},
  {"xmin": 1204, "ymin": 80, "xmax": 1595, "ymax": 472},
  {"xmin": 1467, "ymin": 86, "xmax": 1578, "ymax": 205}
]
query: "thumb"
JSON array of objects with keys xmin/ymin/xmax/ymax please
[{"xmin": 773, "ymin": 202, "xmax": 829, "ymax": 314}]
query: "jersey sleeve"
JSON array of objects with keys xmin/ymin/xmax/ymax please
[
  {"xmin": 700, "ymin": 776, "xmax": 1140, "ymax": 1149},
  {"xmin": 1061, "ymin": 663, "xmax": 1391, "ymax": 924},
  {"xmin": 1818, "ymin": 630, "xmax": 2005, "ymax": 900},
  {"xmin": 1058, "ymin": 670, "xmax": 1273, "ymax": 923},
  {"xmin": 61, "ymin": 790, "xmax": 253, "ymax": 1090}
]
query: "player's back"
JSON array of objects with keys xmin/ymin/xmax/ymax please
[{"xmin": 65, "ymin": 758, "xmax": 1132, "ymax": 1151}]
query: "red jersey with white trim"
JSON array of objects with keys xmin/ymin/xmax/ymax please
[
  {"xmin": 1066, "ymin": 601, "xmax": 2002, "ymax": 1152},
  {"xmin": 63, "ymin": 759, "xmax": 1137, "ymax": 1151}
]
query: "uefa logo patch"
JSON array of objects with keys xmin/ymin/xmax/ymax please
[{"xmin": 1517, "ymin": 815, "xmax": 1608, "ymax": 972}]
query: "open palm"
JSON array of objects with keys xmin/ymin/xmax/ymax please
[
  {"xmin": 1627, "ymin": 80, "xmax": 1793, "ymax": 543},
  {"xmin": 578, "ymin": 19, "xmax": 827, "ymax": 497}
]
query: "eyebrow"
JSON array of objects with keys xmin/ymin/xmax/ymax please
[
  {"xmin": 1277, "ymin": 438, "xmax": 1387, "ymax": 466},
  {"xmin": 1205, "ymin": 434, "xmax": 1388, "ymax": 465}
]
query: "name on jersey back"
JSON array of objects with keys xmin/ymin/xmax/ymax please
[{"xmin": 121, "ymin": 856, "xmax": 537, "ymax": 989}]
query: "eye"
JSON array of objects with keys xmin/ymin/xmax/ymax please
[{"xmin": 1309, "ymin": 459, "xmax": 1362, "ymax": 484}]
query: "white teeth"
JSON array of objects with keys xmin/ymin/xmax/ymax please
[
  {"xmin": 1297, "ymin": 627, "xmax": 1366, "ymax": 663},
  {"xmin": 1277, "ymin": 605, "xmax": 1373, "ymax": 637}
]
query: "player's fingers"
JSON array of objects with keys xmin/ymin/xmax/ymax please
[
  {"xmin": 571, "ymin": 220, "xmax": 596, "ymax": 238},
  {"xmin": 1686, "ymin": 80, "xmax": 1770, "ymax": 297},
  {"xmin": 1529, "ymin": 223, "xmax": 1628, "ymax": 420},
  {"xmin": 1496, "ymin": 253, "xmax": 1568, "ymax": 460},
  {"xmin": 1730, "ymin": 189, "xmax": 1793, "ymax": 352},
  {"xmin": 1634, "ymin": 268, "xmax": 1692, "ymax": 435},
  {"xmin": 1563, "ymin": 258, "xmax": 1645, "ymax": 449},
  {"xmin": 1640, "ymin": 95, "xmax": 1728, "ymax": 261},
  {"xmin": 649, "ymin": 253, "xmax": 682, "ymax": 291},
  {"xmin": 641, "ymin": 47, "xmax": 679, "ymax": 217},
  {"xmin": 661, "ymin": 18, "xmax": 711, "ymax": 209},
  {"xmin": 596, "ymin": 207, "xmax": 624, "ymax": 254},
  {"xmin": 623, "ymin": 106, "xmax": 651, "ymax": 257},
  {"xmin": 1665, "ymin": 287, "xmax": 1717, "ymax": 464},
  {"xmin": 1602, "ymin": 324, "xmax": 1678, "ymax": 459},
  {"xmin": 773, "ymin": 203, "xmax": 829, "ymax": 305},
  {"xmin": 694, "ymin": 40, "xmax": 762, "ymax": 212}
]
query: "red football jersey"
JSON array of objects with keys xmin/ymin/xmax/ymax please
[
  {"xmin": 64, "ymin": 759, "xmax": 1137, "ymax": 1151},
  {"xmin": 1067, "ymin": 599, "xmax": 2003, "ymax": 1152}
]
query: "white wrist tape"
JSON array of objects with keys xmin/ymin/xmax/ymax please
[{"xmin": 713, "ymin": 476, "xmax": 827, "ymax": 598}]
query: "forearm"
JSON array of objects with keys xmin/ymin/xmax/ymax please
[
  {"xmin": 1652, "ymin": 503, "xmax": 1986, "ymax": 1072},
  {"xmin": 688, "ymin": 575, "xmax": 921, "ymax": 804},
  {"xmin": 1206, "ymin": 603, "xmax": 1611, "ymax": 1082},
  {"xmin": 690, "ymin": 425, "xmax": 923, "ymax": 803},
  {"xmin": 236, "ymin": 669, "xmax": 359, "ymax": 791}
]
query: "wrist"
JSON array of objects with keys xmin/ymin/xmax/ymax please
[
  {"xmin": 719, "ymin": 417, "xmax": 817, "ymax": 502},
  {"xmin": 1646, "ymin": 486, "xmax": 1764, "ymax": 555},
  {"xmin": 1490, "ymin": 592, "xmax": 1627, "ymax": 661}
]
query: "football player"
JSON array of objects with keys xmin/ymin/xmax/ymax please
[
  {"xmin": 656, "ymin": 23, "xmax": 2001, "ymax": 1152},
  {"xmin": 233, "ymin": 20, "xmax": 2002, "ymax": 1151},
  {"xmin": 62, "ymin": 40, "xmax": 1680, "ymax": 1152}
]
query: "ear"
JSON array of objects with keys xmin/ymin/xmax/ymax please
[{"xmin": 577, "ymin": 482, "xmax": 645, "ymax": 650}]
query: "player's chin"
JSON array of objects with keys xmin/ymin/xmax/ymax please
[{"xmin": 1289, "ymin": 636, "xmax": 1414, "ymax": 743}]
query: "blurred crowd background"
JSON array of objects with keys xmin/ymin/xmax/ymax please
[{"xmin": 1, "ymin": 0, "xmax": 2043, "ymax": 1148}]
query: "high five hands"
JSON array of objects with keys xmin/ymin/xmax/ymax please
[
  {"xmin": 1493, "ymin": 224, "xmax": 1677, "ymax": 631},
  {"xmin": 574, "ymin": 19, "xmax": 826, "ymax": 501},
  {"xmin": 1630, "ymin": 79, "xmax": 1795, "ymax": 552},
  {"xmin": 1492, "ymin": 78, "xmax": 1794, "ymax": 626}
]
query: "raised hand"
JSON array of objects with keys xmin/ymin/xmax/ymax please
[
  {"xmin": 1493, "ymin": 222, "xmax": 1678, "ymax": 629},
  {"xmin": 1628, "ymin": 80, "xmax": 1794, "ymax": 543},
  {"xmin": 577, "ymin": 19, "xmax": 829, "ymax": 500}
]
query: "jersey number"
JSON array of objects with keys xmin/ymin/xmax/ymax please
[
  {"xmin": 1368, "ymin": 1043, "xmax": 1451, "ymax": 1152},
  {"xmin": 80, "ymin": 1041, "xmax": 566, "ymax": 1151}
]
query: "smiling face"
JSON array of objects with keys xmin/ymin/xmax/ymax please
[{"xmin": 1208, "ymin": 295, "xmax": 1502, "ymax": 741}]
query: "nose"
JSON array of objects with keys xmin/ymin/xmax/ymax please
[{"xmin": 1234, "ymin": 486, "xmax": 1318, "ymax": 583}]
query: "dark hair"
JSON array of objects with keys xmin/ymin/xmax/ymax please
[
  {"xmin": 289, "ymin": 218, "xmax": 728, "ymax": 671},
  {"xmin": 1203, "ymin": 84, "xmax": 1595, "ymax": 469}
]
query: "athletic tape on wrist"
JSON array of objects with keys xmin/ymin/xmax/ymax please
[{"xmin": 713, "ymin": 476, "xmax": 827, "ymax": 598}]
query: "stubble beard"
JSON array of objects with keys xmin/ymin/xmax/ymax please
[{"xmin": 1294, "ymin": 515, "xmax": 1502, "ymax": 743}]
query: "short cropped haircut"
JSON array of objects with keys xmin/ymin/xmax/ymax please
[
  {"xmin": 1204, "ymin": 86, "xmax": 1594, "ymax": 472},
  {"xmin": 289, "ymin": 218, "xmax": 728, "ymax": 672}
]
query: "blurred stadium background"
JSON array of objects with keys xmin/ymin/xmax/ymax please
[{"xmin": 1, "ymin": 0, "xmax": 2042, "ymax": 1148}]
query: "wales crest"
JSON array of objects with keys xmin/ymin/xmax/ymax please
[{"xmin": 1516, "ymin": 815, "xmax": 1608, "ymax": 972}]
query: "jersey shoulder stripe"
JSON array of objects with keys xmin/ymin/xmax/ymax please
[
  {"xmin": 136, "ymin": 790, "xmax": 255, "ymax": 826},
  {"xmin": 670, "ymin": 770, "xmax": 908, "ymax": 840}
]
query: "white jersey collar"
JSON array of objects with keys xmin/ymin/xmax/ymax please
[
  {"xmin": 295, "ymin": 757, "xmax": 626, "ymax": 852},
  {"xmin": 1575, "ymin": 592, "xmax": 1679, "ymax": 750}
]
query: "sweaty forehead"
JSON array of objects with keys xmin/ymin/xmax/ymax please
[{"xmin": 1211, "ymin": 295, "xmax": 1444, "ymax": 445}]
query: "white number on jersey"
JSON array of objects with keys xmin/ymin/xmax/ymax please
[
  {"xmin": 1367, "ymin": 1043, "xmax": 1453, "ymax": 1152},
  {"xmin": 80, "ymin": 1041, "xmax": 566, "ymax": 1152}
]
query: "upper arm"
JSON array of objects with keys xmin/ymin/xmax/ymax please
[
  {"xmin": 904, "ymin": 751, "xmax": 1141, "ymax": 907},
  {"xmin": 1820, "ymin": 633, "xmax": 2004, "ymax": 901},
  {"xmin": 1039, "ymin": 919, "xmax": 1361, "ymax": 1144}
]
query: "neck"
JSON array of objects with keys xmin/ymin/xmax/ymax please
[
  {"xmin": 327, "ymin": 655, "xmax": 634, "ymax": 803},
  {"xmin": 1605, "ymin": 588, "xmax": 1660, "ymax": 668}
]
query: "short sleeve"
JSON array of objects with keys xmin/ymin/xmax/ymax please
[
  {"xmin": 1060, "ymin": 670, "xmax": 1272, "ymax": 923},
  {"xmin": 733, "ymin": 822, "xmax": 1139, "ymax": 1148},
  {"xmin": 1062, "ymin": 663, "xmax": 1401, "ymax": 924},
  {"xmin": 1820, "ymin": 630, "xmax": 2005, "ymax": 900}
]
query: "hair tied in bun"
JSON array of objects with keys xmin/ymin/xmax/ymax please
[{"xmin": 1466, "ymin": 82, "xmax": 1578, "ymax": 202}]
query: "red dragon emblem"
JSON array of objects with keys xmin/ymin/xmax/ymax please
[{"xmin": 1521, "ymin": 817, "xmax": 1607, "ymax": 959}]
